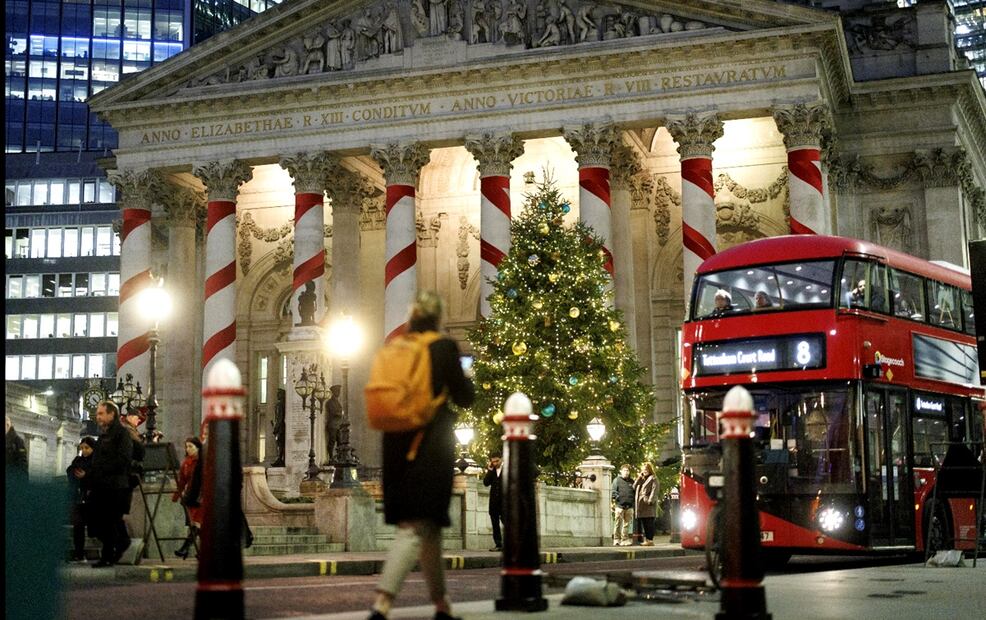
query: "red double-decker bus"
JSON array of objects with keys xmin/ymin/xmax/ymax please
[{"xmin": 679, "ymin": 235, "xmax": 984, "ymax": 565}]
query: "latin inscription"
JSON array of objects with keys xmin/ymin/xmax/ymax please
[{"xmin": 134, "ymin": 62, "xmax": 796, "ymax": 146}]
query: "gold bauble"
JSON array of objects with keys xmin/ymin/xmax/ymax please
[
  {"xmin": 512, "ymin": 341, "xmax": 528, "ymax": 356},
  {"xmin": 568, "ymin": 410, "xmax": 579, "ymax": 420},
  {"xmin": 551, "ymin": 251, "xmax": 561, "ymax": 261},
  {"xmin": 569, "ymin": 307, "xmax": 581, "ymax": 318},
  {"xmin": 493, "ymin": 412, "xmax": 505, "ymax": 425},
  {"xmin": 483, "ymin": 382, "xmax": 492, "ymax": 390},
  {"xmin": 538, "ymin": 222, "xmax": 550, "ymax": 235},
  {"xmin": 532, "ymin": 299, "xmax": 544, "ymax": 310},
  {"xmin": 609, "ymin": 320, "xmax": 620, "ymax": 332},
  {"xmin": 548, "ymin": 273, "xmax": 559, "ymax": 283}
]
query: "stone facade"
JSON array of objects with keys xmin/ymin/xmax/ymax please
[{"xmin": 87, "ymin": 0, "xmax": 986, "ymax": 474}]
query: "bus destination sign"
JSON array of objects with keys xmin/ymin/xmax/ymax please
[{"xmin": 694, "ymin": 334, "xmax": 826, "ymax": 376}]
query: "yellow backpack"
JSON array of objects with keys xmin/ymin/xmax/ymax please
[{"xmin": 364, "ymin": 331, "xmax": 447, "ymax": 434}]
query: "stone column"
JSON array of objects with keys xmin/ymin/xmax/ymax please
[
  {"xmin": 162, "ymin": 186, "xmax": 206, "ymax": 442},
  {"xmin": 666, "ymin": 113, "xmax": 724, "ymax": 306},
  {"xmin": 773, "ymin": 103, "xmax": 831, "ymax": 235},
  {"xmin": 109, "ymin": 169, "xmax": 163, "ymax": 387},
  {"xmin": 370, "ymin": 142, "xmax": 430, "ymax": 340},
  {"xmin": 464, "ymin": 132, "xmax": 525, "ymax": 317},
  {"xmin": 193, "ymin": 160, "xmax": 253, "ymax": 422},
  {"xmin": 564, "ymin": 122, "xmax": 619, "ymax": 281},
  {"xmin": 280, "ymin": 152, "xmax": 337, "ymax": 327},
  {"xmin": 578, "ymin": 454, "xmax": 614, "ymax": 546},
  {"xmin": 609, "ymin": 144, "xmax": 640, "ymax": 344},
  {"xmin": 325, "ymin": 167, "xmax": 373, "ymax": 319}
]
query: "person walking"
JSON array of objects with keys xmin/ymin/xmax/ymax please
[
  {"xmin": 634, "ymin": 461, "xmax": 659, "ymax": 546},
  {"xmin": 5, "ymin": 415, "xmax": 28, "ymax": 473},
  {"xmin": 611, "ymin": 464, "xmax": 635, "ymax": 546},
  {"xmin": 172, "ymin": 436, "xmax": 203, "ymax": 559},
  {"xmin": 67, "ymin": 437, "xmax": 96, "ymax": 561},
  {"xmin": 482, "ymin": 452, "xmax": 503, "ymax": 551},
  {"xmin": 88, "ymin": 400, "xmax": 134, "ymax": 567},
  {"xmin": 368, "ymin": 291, "xmax": 475, "ymax": 620},
  {"xmin": 116, "ymin": 409, "xmax": 146, "ymax": 562}
]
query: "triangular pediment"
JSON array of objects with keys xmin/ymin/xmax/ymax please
[{"xmin": 89, "ymin": 0, "xmax": 838, "ymax": 109}]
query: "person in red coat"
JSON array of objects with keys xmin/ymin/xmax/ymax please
[{"xmin": 172, "ymin": 436, "xmax": 203, "ymax": 559}]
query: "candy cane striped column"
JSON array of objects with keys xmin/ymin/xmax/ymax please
[
  {"xmin": 564, "ymin": 123, "xmax": 619, "ymax": 281},
  {"xmin": 773, "ymin": 104, "xmax": 831, "ymax": 235},
  {"xmin": 110, "ymin": 170, "xmax": 163, "ymax": 384},
  {"xmin": 370, "ymin": 143, "xmax": 430, "ymax": 341},
  {"xmin": 194, "ymin": 161, "xmax": 253, "ymax": 398},
  {"xmin": 280, "ymin": 153, "xmax": 337, "ymax": 327},
  {"xmin": 666, "ymin": 114, "xmax": 724, "ymax": 304},
  {"xmin": 465, "ymin": 133, "xmax": 524, "ymax": 317}
]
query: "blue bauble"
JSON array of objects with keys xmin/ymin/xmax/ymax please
[
  {"xmin": 609, "ymin": 374, "xmax": 618, "ymax": 384},
  {"xmin": 561, "ymin": 203, "xmax": 571, "ymax": 214},
  {"xmin": 497, "ymin": 271, "xmax": 505, "ymax": 281},
  {"xmin": 507, "ymin": 288, "xmax": 518, "ymax": 298},
  {"xmin": 569, "ymin": 375, "xmax": 579, "ymax": 385},
  {"xmin": 542, "ymin": 403, "xmax": 556, "ymax": 417}
]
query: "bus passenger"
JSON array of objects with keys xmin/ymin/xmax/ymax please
[
  {"xmin": 710, "ymin": 290, "xmax": 733, "ymax": 317},
  {"xmin": 754, "ymin": 291, "xmax": 772, "ymax": 309},
  {"xmin": 849, "ymin": 280, "xmax": 866, "ymax": 307}
]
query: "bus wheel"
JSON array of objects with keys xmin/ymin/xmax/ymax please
[
  {"xmin": 925, "ymin": 500, "xmax": 951, "ymax": 556},
  {"xmin": 705, "ymin": 507, "xmax": 723, "ymax": 588},
  {"xmin": 762, "ymin": 550, "xmax": 792, "ymax": 570}
]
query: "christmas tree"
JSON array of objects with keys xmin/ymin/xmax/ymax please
[{"xmin": 467, "ymin": 177, "xmax": 658, "ymax": 478}]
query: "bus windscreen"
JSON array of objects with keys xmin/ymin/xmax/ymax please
[{"xmin": 692, "ymin": 260, "xmax": 835, "ymax": 320}]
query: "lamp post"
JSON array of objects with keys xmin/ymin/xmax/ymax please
[
  {"xmin": 137, "ymin": 278, "xmax": 172, "ymax": 441},
  {"xmin": 326, "ymin": 314, "xmax": 362, "ymax": 488},
  {"xmin": 111, "ymin": 373, "xmax": 144, "ymax": 416},
  {"xmin": 293, "ymin": 364, "xmax": 327, "ymax": 483},
  {"xmin": 454, "ymin": 421, "xmax": 476, "ymax": 474},
  {"xmin": 586, "ymin": 417, "xmax": 606, "ymax": 456}
]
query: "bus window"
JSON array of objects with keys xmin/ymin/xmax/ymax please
[
  {"xmin": 960, "ymin": 290, "xmax": 975, "ymax": 336},
  {"xmin": 927, "ymin": 280, "xmax": 960, "ymax": 330},
  {"xmin": 890, "ymin": 269, "xmax": 925, "ymax": 321},
  {"xmin": 841, "ymin": 259, "xmax": 870, "ymax": 310},
  {"xmin": 912, "ymin": 414, "xmax": 948, "ymax": 468},
  {"xmin": 869, "ymin": 264, "xmax": 889, "ymax": 313},
  {"xmin": 691, "ymin": 261, "xmax": 833, "ymax": 319}
]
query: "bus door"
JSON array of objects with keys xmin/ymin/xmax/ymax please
[{"xmin": 864, "ymin": 385, "xmax": 916, "ymax": 546}]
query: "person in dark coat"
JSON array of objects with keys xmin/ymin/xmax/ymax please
[
  {"xmin": 611, "ymin": 464, "xmax": 635, "ymax": 546},
  {"xmin": 115, "ymin": 409, "xmax": 146, "ymax": 562},
  {"xmin": 369, "ymin": 290, "xmax": 475, "ymax": 620},
  {"xmin": 482, "ymin": 452, "xmax": 503, "ymax": 551},
  {"xmin": 88, "ymin": 401, "xmax": 134, "ymax": 567},
  {"xmin": 6, "ymin": 415, "xmax": 28, "ymax": 473},
  {"xmin": 634, "ymin": 461, "xmax": 659, "ymax": 546},
  {"xmin": 67, "ymin": 436, "xmax": 96, "ymax": 561}
]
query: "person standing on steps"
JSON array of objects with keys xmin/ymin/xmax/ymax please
[
  {"xmin": 367, "ymin": 291, "xmax": 475, "ymax": 620},
  {"xmin": 88, "ymin": 401, "xmax": 133, "ymax": 567},
  {"xmin": 611, "ymin": 464, "xmax": 635, "ymax": 546},
  {"xmin": 483, "ymin": 452, "xmax": 503, "ymax": 551},
  {"xmin": 67, "ymin": 437, "xmax": 96, "ymax": 561},
  {"xmin": 172, "ymin": 436, "xmax": 203, "ymax": 559},
  {"xmin": 634, "ymin": 461, "xmax": 659, "ymax": 546}
]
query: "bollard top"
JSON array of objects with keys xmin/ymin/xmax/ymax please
[
  {"xmin": 722, "ymin": 385, "xmax": 753, "ymax": 413},
  {"xmin": 205, "ymin": 359, "xmax": 243, "ymax": 391},
  {"xmin": 503, "ymin": 392, "xmax": 533, "ymax": 417}
]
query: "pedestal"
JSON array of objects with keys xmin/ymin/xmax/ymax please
[
  {"xmin": 578, "ymin": 455, "xmax": 614, "ymax": 546},
  {"xmin": 274, "ymin": 327, "xmax": 329, "ymax": 496},
  {"xmin": 314, "ymin": 487, "xmax": 377, "ymax": 551}
]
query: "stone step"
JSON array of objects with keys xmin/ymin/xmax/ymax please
[
  {"xmin": 249, "ymin": 526, "xmax": 322, "ymax": 536},
  {"xmin": 244, "ymin": 542, "xmax": 344, "ymax": 556},
  {"xmin": 251, "ymin": 534, "xmax": 332, "ymax": 545}
]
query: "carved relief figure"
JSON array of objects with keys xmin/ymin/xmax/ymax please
[
  {"xmin": 355, "ymin": 8, "xmax": 381, "ymax": 61},
  {"xmin": 448, "ymin": 0, "xmax": 464, "ymax": 40},
  {"xmin": 325, "ymin": 20, "xmax": 343, "ymax": 70},
  {"xmin": 272, "ymin": 46, "xmax": 299, "ymax": 78},
  {"xmin": 245, "ymin": 54, "xmax": 269, "ymax": 80},
  {"xmin": 558, "ymin": 0, "xmax": 575, "ymax": 44},
  {"xmin": 871, "ymin": 205, "xmax": 913, "ymax": 252},
  {"xmin": 382, "ymin": 1, "xmax": 404, "ymax": 53},
  {"xmin": 619, "ymin": 7, "xmax": 637, "ymax": 38},
  {"xmin": 536, "ymin": 18, "xmax": 560, "ymax": 47},
  {"xmin": 411, "ymin": 0, "xmax": 430, "ymax": 36},
  {"xmin": 472, "ymin": 0, "xmax": 490, "ymax": 43},
  {"xmin": 302, "ymin": 29, "xmax": 326, "ymax": 74},
  {"xmin": 501, "ymin": 0, "xmax": 527, "ymax": 46},
  {"xmin": 577, "ymin": 3, "xmax": 597, "ymax": 41},
  {"xmin": 340, "ymin": 19, "xmax": 355, "ymax": 68},
  {"xmin": 430, "ymin": 0, "xmax": 449, "ymax": 36},
  {"xmin": 487, "ymin": 0, "xmax": 502, "ymax": 42}
]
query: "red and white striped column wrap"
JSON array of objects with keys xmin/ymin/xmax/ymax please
[
  {"xmin": 370, "ymin": 143, "xmax": 430, "ymax": 341},
  {"xmin": 193, "ymin": 160, "xmax": 253, "ymax": 401},
  {"xmin": 773, "ymin": 104, "xmax": 830, "ymax": 235},
  {"xmin": 280, "ymin": 153, "xmax": 336, "ymax": 326},
  {"xmin": 110, "ymin": 169, "xmax": 162, "ymax": 383},
  {"xmin": 464, "ymin": 133, "xmax": 524, "ymax": 317},
  {"xmin": 666, "ymin": 114, "xmax": 724, "ymax": 304},
  {"xmin": 564, "ymin": 123, "xmax": 619, "ymax": 280}
]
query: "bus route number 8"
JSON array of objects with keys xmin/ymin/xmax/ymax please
[{"xmin": 796, "ymin": 340, "xmax": 812, "ymax": 366}]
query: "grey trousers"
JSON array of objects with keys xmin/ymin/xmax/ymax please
[{"xmin": 376, "ymin": 520, "xmax": 445, "ymax": 602}]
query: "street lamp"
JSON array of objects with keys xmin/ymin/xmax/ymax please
[
  {"xmin": 586, "ymin": 417, "xmax": 606, "ymax": 456},
  {"xmin": 137, "ymin": 278, "xmax": 171, "ymax": 440},
  {"xmin": 454, "ymin": 421, "xmax": 475, "ymax": 474},
  {"xmin": 294, "ymin": 364, "xmax": 328, "ymax": 483},
  {"xmin": 326, "ymin": 314, "xmax": 363, "ymax": 488},
  {"xmin": 111, "ymin": 373, "xmax": 145, "ymax": 415}
]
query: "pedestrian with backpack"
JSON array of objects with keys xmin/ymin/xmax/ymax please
[{"xmin": 365, "ymin": 290, "xmax": 475, "ymax": 620}]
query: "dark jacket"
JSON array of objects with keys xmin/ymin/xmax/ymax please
[
  {"xmin": 6, "ymin": 428, "xmax": 28, "ymax": 471},
  {"xmin": 634, "ymin": 474, "xmax": 658, "ymax": 519},
  {"xmin": 612, "ymin": 474, "xmax": 634, "ymax": 508},
  {"xmin": 483, "ymin": 466, "xmax": 503, "ymax": 515},
  {"xmin": 90, "ymin": 421, "xmax": 134, "ymax": 493},
  {"xmin": 382, "ymin": 333, "xmax": 475, "ymax": 527},
  {"xmin": 67, "ymin": 454, "xmax": 94, "ymax": 504}
]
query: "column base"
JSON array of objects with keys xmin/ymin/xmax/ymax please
[
  {"xmin": 716, "ymin": 585, "xmax": 771, "ymax": 620},
  {"xmin": 330, "ymin": 463, "xmax": 360, "ymax": 488}
]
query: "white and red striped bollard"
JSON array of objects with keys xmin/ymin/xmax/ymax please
[{"xmin": 194, "ymin": 359, "xmax": 246, "ymax": 620}]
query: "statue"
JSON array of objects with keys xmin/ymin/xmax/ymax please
[
  {"xmin": 302, "ymin": 29, "xmax": 326, "ymax": 74},
  {"xmin": 271, "ymin": 388, "xmax": 286, "ymax": 467},
  {"xmin": 271, "ymin": 46, "xmax": 299, "ymax": 78},
  {"xmin": 411, "ymin": 0, "xmax": 430, "ymax": 36},
  {"xmin": 340, "ymin": 19, "xmax": 355, "ymax": 67},
  {"xmin": 448, "ymin": 0, "xmax": 464, "ymax": 40},
  {"xmin": 325, "ymin": 20, "xmax": 343, "ymax": 70},
  {"xmin": 487, "ymin": 0, "xmax": 502, "ymax": 42},
  {"xmin": 355, "ymin": 8, "xmax": 380, "ymax": 61},
  {"xmin": 536, "ymin": 19, "xmax": 560, "ymax": 47},
  {"xmin": 245, "ymin": 54, "xmax": 269, "ymax": 80},
  {"xmin": 323, "ymin": 384, "xmax": 343, "ymax": 463},
  {"xmin": 381, "ymin": 1, "xmax": 403, "ymax": 53},
  {"xmin": 558, "ymin": 0, "xmax": 575, "ymax": 43},
  {"xmin": 472, "ymin": 0, "xmax": 490, "ymax": 44},
  {"xmin": 577, "ymin": 3, "xmax": 597, "ymax": 42},
  {"xmin": 430, "ymin": 0, "xmax": 449, "ymax": 36},
  {"xmin": 297, "ymin": 281, "xmax": 317, "ymax": 326},
  {"xmin": 501, "ymin": 0, "xmax": 527, "ymax": 46}
]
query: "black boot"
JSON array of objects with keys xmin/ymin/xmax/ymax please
[{"xmin": 174, "ymin": 527, "xmax": 196, "ymax": 559}]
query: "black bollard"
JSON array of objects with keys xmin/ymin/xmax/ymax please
[
  {"xmin": 496, "ymin": 393, "xmax": 548, "ymax": 612},
  {"xmin": 195, "ymin": 360, "xmax": 246, "ymax": 620},
  {"xmin": 716, "ymin": 386, "xmax": 770, "ymax": 620}
]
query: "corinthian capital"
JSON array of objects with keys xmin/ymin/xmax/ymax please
[
  {"xmin": 563, "ymin": 122, "xmax": 619, "ymax": 168},
  {"xmin": 279, "ymin": 151, "xmax": 339, "ymax": 194},
  {"xmin": 370, "ymin": 142, "xmax": 430, "ymax": 186},
  {"xmin": 772, "ymin": 103, "xmax": 831, "ymax": 150},
  {"xmin": 162, "ymin": 185, "xmax": 206, "ymax": 227},
  {"xmin": 193, "ymin": 160, "xmax": 253, "ymax": 201},
  {"xmin": 609, "ymin": 144, "xmax": 643, "ymax": 190},
  {"xmin": 108, "ymin": 169, "xmax": 165, "ymax": 210},
  {"xmin": 464, "ymin": 133, "xmax": 525, "ymax": 177},
  {"xmin": 665, "ymin": 113, "xmax": 724, "ymax": 159},
  {"xmin": 325, "ymin": 167, "xmax": 376, "ymax": 213}
]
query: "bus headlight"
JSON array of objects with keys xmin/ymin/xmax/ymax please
[
  {"xmin": 681, "ymin": 508, "xmax": 698, "ymax": 531},
  {"xmin": 818, "ymin": 507, "xmax": 845, "ymax": 532}
]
